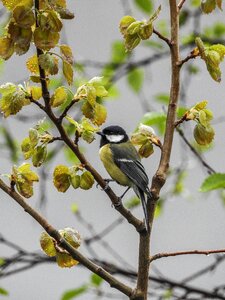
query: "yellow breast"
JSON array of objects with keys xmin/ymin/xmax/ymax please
[{"xmin": 99, "ymin": 144, "xmax": 132, "ymax": 187}]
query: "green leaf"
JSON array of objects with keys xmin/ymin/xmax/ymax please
[
  {"xmin": 0, "ymin": 37, "xmax": 14, "ymax": 60},
  {"xmin": 63, "ymin": 61, "xmax": 74, "ymax": 85},
  {"xmin": 111, "ymin": 41, "xmax": 127, "ymax": 63},
  {"xmin": 0, "ymin": 258, "xmax": 5, "ymax": 266},
  {"xmin": 50, "ymin": 86, "xmax": 67, "ymax": 107},
  {"xmin": 64, "ymin": 147, "xmax": 80, "ymax": 164},
  {"xmin": 34, "ymin": 28, "xmax": 60, "ymax": 51},
  {"xmin": 91, "ymin": 274, "xmax": 103, "ymax": 287},
  {"xmin": 79, "ymin": 171, "xmax": 94, "ymax": 190},
  {"xmin": 39, "ymin": 54, "xmax": 59, "ymax": 75},
  {"xmin": 201, "ymin": 0, "xmax": 216, "ymax": 13},
  {"xmin": 141, "ymin": 112, "xmax": 167, "ymax": 135},
  {"xmin": 200, "ymin": 173, "xmax": 225, "ymax": 192},
  {"xmin": 154, "ymin": 93, "xmax": 169, "ymax": 104},
  {"xmin": 60, "ymin": 44, "xmax": 74, "ymax": 64},
  {"xmin": 59, "ymin": 228, "xmax": 81, "ymax": 249},
  {"xmin": 32, "ymin": 145, "xmax": 47, "ymax": 167},
  {"xmin": 125, "ymin": 196, "xmax": 140, "ymax": 209},
  {"xmin": 40, "ymin": 232, "xmax": 57, "ymax": 257},
  {"xmin": 61, "ymin": 285, "xmax": 88, "ymax": 300},
  {"xmin": 13, "ymin": 5, "xmax": 35, "ymax": 28},
  {"xmin": 194, "ymin": 124, "xmax": 215, "ymax": 146},
  {"xmin": 0, "ymin": 287, "xmax": 9, "ymax": 296},
  {"xmin": 0, "ymin": 83, "xmax": 30, "ymax": 117},
  {"xmin": 134, "ymin": 0, "xmax": 153, "ymax": 13},
  {"xmin": 127, "ymin": 68, "xmax": 144, "ymax": 93},
  {"xmin": 71, "ymin": 203, "xmax": 79, "ymax": 213},
  {"xmin": 56, "ymin": 252, "xmax": 79, "ymax": 268},
  {"xmin": 12, "ymin": 163, "xmax": 39, "ymax": 198},
  {"xmin": 53, "ymin": 165, "xmax": 71, "ymax": 192}
]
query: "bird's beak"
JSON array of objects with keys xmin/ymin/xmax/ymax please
[{"xmin": 96, "ymin": 131, "xmax": 104, "ymax": 136}]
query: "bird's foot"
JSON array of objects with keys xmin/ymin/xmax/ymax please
[
  {"xmin": 96, "ymin": 179, "xmax": 114, "ymax": 191},
  {"xmin": 113, "ymin": 197, "xmax": 122, "ymax": 208}
]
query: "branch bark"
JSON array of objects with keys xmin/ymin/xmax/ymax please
[
  {"xmin": 150, "ymin": 248, "xmax": 225, "ymax": 262},
  {"xmin": 0, "ymin": 178, "xmax": 134, "ymax": 297}
]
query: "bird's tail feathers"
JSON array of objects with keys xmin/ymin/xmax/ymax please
[{"xmin": 139, "ymin": 189, "xmax": 150, "ymax": 233}]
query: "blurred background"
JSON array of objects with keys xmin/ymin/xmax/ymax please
[{"xmin": 1, "ymin": 0, "xmax": 225, "ymax": 299}]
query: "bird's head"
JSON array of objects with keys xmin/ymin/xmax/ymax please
[{"xmin": 97, "ymin": 125, "xmax": 129, "ymax": 147}]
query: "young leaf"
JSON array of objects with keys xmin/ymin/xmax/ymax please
[
  {"xmin": 200, "ymin": 173, "xmax": 225, "ymax": 192},
  {"xmin": 29, "ymin": 86, "xmax": 42, "ymax": 100},
  {"xmin": 0, "ymin": 37, "xmax": 14, "ymax": 60},
  {"xmin": 63, "ymin": 61, "xmax": 74, "ymax": 85},
  {"xmin": 56, "ymin": 252, "xmax": 79, "ymax": 268},
  {"xmin": 194, "ymin": 123, "xmax": 215, "ymax": 146},
  {"xmin": 2, "ymin": 0, "xmax": 32, "ymax": 10},
  {"xmin": 38, "ymin": 54, "xmax": 59, "ymax": 75},
  {"xmin": 59, "ymin": 228, "xmax": 81, "ymax": 249},
  {"xmin": 34, "ymin": 28, "xmax": 60, "ymax": 51},
  {"xmin": 61, "ymin": 285, "xmax": 88, "ymax": 300},
  {"xmin": 50, "ymin": 86, "xmax": 67, "ymax": 107},
  {"xmin": 32, "ymin": 145, "xmax": 47, "ymax": 167},
  {"xmin": 60, "ymin": 44, "xmax": 74, "ymax": 64},
  {"xmin": 26, "ymin": 55, "xmax": 39, "ymax": 74},
  {"xmin": 0, "ymin": 83, "xmax": 30, "ymax": 117},
  {"xmin": 134, "ymin": 0, "xmax": 153, "ymax": 13},
  {"xmin": 13, "ymin": 5, "xmax": 35, "ymax": 28},
  {"xmin": 12, "ymin": 163, "xmax": 39, "ymax": 198},
  {"xmin": 0, "ymin": 287, "xmax": 9, "ymax": 296},
  {"xmin": 127, "ymin": 68, "xmax": 144, "ymax": 93},
  {"xmin": 79, "ymin": 171, "xmax": 95, "ymax": 190},
  {"xmin": 91, "ymin": 274, "xmax": 103, "ymax": 287},
  {"xmin": 40, "ymin": 232, "xmax": 57, "ymax": 257},
  {"xmin": 53, "ymin": 165, "xmax": 71, "ymax": 192}
]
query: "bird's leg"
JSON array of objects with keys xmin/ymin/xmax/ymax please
[
  {"xmin": 114, "ymin": 187, "xmax": 131, "ymax": 207},
  {"xmin": 96, "ymin": 179, "xmax": 115, "ymax": 190}
]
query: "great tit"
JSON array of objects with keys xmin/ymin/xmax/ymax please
[{"xmin": 97, "ymin": 125, "xmax": 151, "ymax": 232}]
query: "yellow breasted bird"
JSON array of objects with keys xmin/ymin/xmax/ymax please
[{"xmin": 97, "ymin": 125, "xmax": 151, "ymax": 232}]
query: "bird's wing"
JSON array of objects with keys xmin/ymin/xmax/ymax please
[{"xmin": 111, "ymin": 143, "xmax": 149, "ymax": 193}]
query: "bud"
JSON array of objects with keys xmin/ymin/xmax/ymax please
[
  {"xmin": 139, "ymin": 23, "xmax": 153, "ymax": 40},
  {"xmin": 125, "ymin": 34, "xmax": 141, "ymax": 52},
  {"xmin": 29, "ymin": 128, "xmax": 39, "ymax": 146},
  {"xmin": 206, "ymin": 50, "xmax": 221, "ymax": 68},
  {"xmin": 56, "ymin": 252, "xmax": 79, "ymax": 268},
  {"xmin": 80, "ymin": 171, "xmax": 94, "ymax": 190},
  {"xmin": 194, "ymin": 124, "xmax": 215, "ymax": 146},
  {"xmin": 40, "ymin": 232, "xmax": 57, "ymax": 257},
  {"xmin": 127, "ymin": 21, "xmax": 142, "ymax": 35},
  {"xmin": 70, "ymin": 174, "xmax": 80, "ymax": 189},
  {"xmin": 59, "ymin": 227, "xmax": 81, "ymax": 249},
  {"xmin": 139, "ymin": 141, "xmax": 154, "ymax": 158},
  {"xmin": 119, "ymin": 16, "xmax": 136, "ymax": 36}
]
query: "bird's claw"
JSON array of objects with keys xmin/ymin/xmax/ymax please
[
  {"xmin": 96, "ymin": 179, "xmax": 114, "ymax": 191},
  {"xmin": 113, "ymin": 197, "xmax": 122, "ymax": 208}
]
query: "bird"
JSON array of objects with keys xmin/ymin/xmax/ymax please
[{"xmin": 97, "ymin": 125, "xmax": 152, "ymax": 233}]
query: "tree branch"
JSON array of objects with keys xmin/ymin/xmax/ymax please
[
  {"xmin": 150, "ymin": 249, "xmax": 225, "ymax": 263},
  {"xmin": 178, "ymin": 0, "xmax": 186, "ymax": 10},
  {"xmin": 153, "ymin": 28, "xmax": 171, "ymax": 47},
  {"xmin": 0, "ymin": 178, "xmax": 134, "ymax": 297}
]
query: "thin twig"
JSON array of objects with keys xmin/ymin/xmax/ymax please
[
  {"xmin": 58, "ymin": 99, "xmax": 77, "ymax": 122},
  {"xmin": 150, "ymin": 248, "xmax": 225, "ymax": 263},
  {"xmin": 153, "ymin": 28, "xmax": 171, "ymax": 47},
  {"xmin": 176, "ymin": 128, "xmax": 216, "ymax": 174},
  {"xmin": 178, "ymin": 50, "xmax": 199, "ymax": 67},
  {"xmin": 178, "ymin": 0, "xmax": 186, "ymax": 10}
]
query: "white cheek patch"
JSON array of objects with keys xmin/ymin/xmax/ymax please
[{"xmin": 106, "ymin": 134, "xmax": 124, "ymax": 143}]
